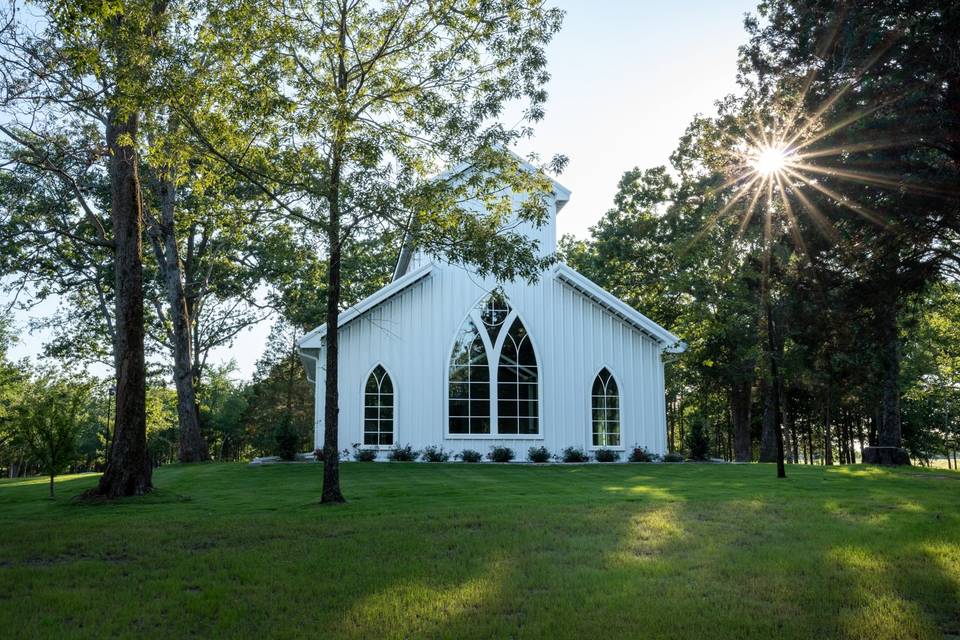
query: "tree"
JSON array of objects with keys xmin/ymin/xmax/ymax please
[
  {"xmin": 738, "ymin": 0, "xmax": 960, "ymax": 463},
  {"xmin": 16, "ymin": 377, "xmax": 91, "ymax": 497},
  {"xmin": 0, "ymin": 0, "xmax": 180, "ymax": 496},
  {"xmin": 193, "ymin": 0, "xmax": 566, "ymax": 502}
]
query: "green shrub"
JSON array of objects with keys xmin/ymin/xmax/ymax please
[
  {"xmin": 421, "ymin": 446, "xmax": 451, "ymax": 462},
  {"xmin": 273, "ymin": 416, "xmax": 300, "ymax": 461},
  {"xmin": 594, "ymin": 448, "xmax": 620, "ymax": 462},
  {"xmin": 663, "ymin": 451, "xmax": 684, "ymax": 463},
  {"xmin": 487, "ymin": 446, "xmax": 515, "ymax": 463},
  {"xmin": 628, "ymin": 446, "xmax": 658, "ymax": 462},
  {"xmin": 353, "ymin": 447, "xmax": 378, "ymax": 462},
  {"xmin": 527, "ymin": 446, "xmax": 551, "ymax": 463},
  {"xmin": 684, "ymin": 416, "xmax": 710, "ymax": 461},
  {"xmin": 387, "ymin": 444, "xmax": 419, "ymax": 462},
  {"xmin": 457, "ymin": 449, "xmax": 483, "ymax": 463},
  {"xmin": 562, "ymin": 446, "xmax": 589, "ymax": 463}
]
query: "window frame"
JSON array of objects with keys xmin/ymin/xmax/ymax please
[
  {"xmin": 444, "ymin": 293, "xmax": 544, "ymax": 440},
  {"xmin": 360, "ymin": 363, "xmax": 396, "ymax": 450},
  {"xmin": 590, "ymin": 366, "xmax": 624, "ymax": 450}
]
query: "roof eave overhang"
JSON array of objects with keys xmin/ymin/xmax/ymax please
[
  {"xmin": 553, "ymin": 263, "xmax": 683, "ymax": 352},
  {"xmin": 298, "ymin": 263, "xmax": 434, "ymax": 350}
]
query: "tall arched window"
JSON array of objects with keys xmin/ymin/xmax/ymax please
[
  {"xmin": 448, "ymin": 319, "xmax": 491, "ymax": 434},
  {"xmin": 592, "ymin": 368, "xmax": 620, "ymax": 447},
  {"xmin": 364, "ymin": 365, "xmax": 394, "ymax": 446},
  {"xmin": 498, "ymin": 318, "xmax": 539, "ymax": 434},
  {"xmin": 449, "ymin": 291, "xmax": 540, "ymax": 436}
]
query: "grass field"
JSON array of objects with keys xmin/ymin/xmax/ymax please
[{"xmin": 1, "ymin": 462, "xmax": 958, "ymax": 639}]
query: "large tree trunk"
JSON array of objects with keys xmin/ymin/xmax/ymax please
[
  {"xmin": 92, "ymin": 110, "xmax": 152, "ymax": 498},
  {"xmin": 730, "ymin": 380, "xmax": 752, "ymax": 462},
  {"xmin": 878, "ymin": 304, "xmax": 903, "ymax": 448},
  {"xmin": 863, "ymin": 302, "xmax": 910, "ymax": 465},
  {"xmin": 152, "ymin": 170, "xmax": 209, "ymax": 463}
]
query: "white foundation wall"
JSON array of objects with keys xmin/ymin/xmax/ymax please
[{"xmin": 313, "ymin": 262, "xmax": 669, "ymax": 457}]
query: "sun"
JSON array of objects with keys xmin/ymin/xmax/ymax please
[{"xmin": 751, "ymin": 145, "xmax": 791, "ymax": 176}]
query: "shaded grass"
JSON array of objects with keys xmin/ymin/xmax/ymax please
[{"xmin": 1, "ymin": 463, "xmax": 958, "ymax": 639}]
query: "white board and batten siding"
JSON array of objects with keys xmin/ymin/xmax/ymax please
[{"xmin": 298, "ymin": 175, "xmax": 682, "ymax": 458}]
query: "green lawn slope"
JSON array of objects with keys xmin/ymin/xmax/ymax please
[{"xmin": 1, "ymin": 463, "xmax": 958, "ymax": 639}]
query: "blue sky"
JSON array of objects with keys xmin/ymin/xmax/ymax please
[{"xmin": 6, "ymin": 0, "xmax": 759, "ymax": 379}]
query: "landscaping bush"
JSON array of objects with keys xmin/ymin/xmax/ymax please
[
  {"xmin": 628, "ymin": 446, "xmax": 658, "ymax": 462},
  {"xmin": 487, "ymin": 446, "xmax": 515, "ymax": 463},
  {"xmin": 421, "ymin": 446, "xmax": 451, "ymax": 462},
  {"xmin": 594, "ymin": 448, "xmax": 620, "ymax": 462},
  {"xmin": 561, "ymin": 446, "xmax": 589, "ymax": 463},
  {"xmin": 387, "ymin": 444, "xmax": 419, "ymax": 462},
  {"xmin": 663, "ymin": 451, "xmax": 684, "ymax": 463},
  {"xmin": 684, "ymin": 415, "xmax": 710, "ymax": 461},
  {"xmin": 353, "ymin": 448, "xmax": 378, "ymax": 462},
  {"xmin": 527, "ymin": 446, "xmax": 551, "ymax": 463},
  {"xmin": 273, "ymin": 416, "xmax": 300, "ymax": 461},
  {"xmin": 457, "ymin": 449, "xmax": 483, "ymax": 463}
]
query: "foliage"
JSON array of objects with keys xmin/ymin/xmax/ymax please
[
  {"xmin": 487, "ymin": 447, "xmax": 515, "ymax": 463},
  {"xmin": 663, "ymin": 452, "xmax": 685, "ymax": 463},
  {"xmin": 565, "ymin": 1, "xmax": 960, "ymax": 468},
  {"xmin": 14, "ymin": 377, "xmax": 92, "ymax": 497},
  {"xmin": 684, "ymin": 417, "xmax": 711, "ymax": 461},
  {"xmin": 421, "ymin": 446, "xmax": 451, "ymax": 463},
  {"xmin": 527, "ymin": 446, "xmax": 551, "ymax": 463},
  {"xmin": 628, "ymin": 446, "xmax": 659, "ymax": 463},
  {"xmin": 387, "ymin": 445, "xmax": 419, "ymax": 463},
  {"xmin": 594, "ymin": 449, "xmax": 621, "ymax": 463},
  {"xmin": 561, "ymin": 447, "xmax": 589, "ymax": 463},
  {"xmin": 457, "ymin": 449, "xmax": 483, "ymax": 463},
  {"xmin": 273, "ymin": 416, "xmax": 300, "ymax": 462},
  {"xmin": 352, "ymin": 447, "xmax": 378, "ymax": 463}
]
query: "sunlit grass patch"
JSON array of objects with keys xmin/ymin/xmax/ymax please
[{"xmin": 0, "ymin": 462, "xmax": 957, "ymax": 639}]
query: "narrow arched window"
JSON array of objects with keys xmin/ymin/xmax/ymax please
[
  {"xmin": 448, "ymin": 319, "xmax": 491, "ymax": 434},
  {"xmin": 592, "ymin": 368, "xmax": 620, "ymax": 447},
  {"xmin": 498, "ymin": 318, "xmax": 539, "ymax": 434},
  {"xmin": 364, "ymin": 365, "xmax": 394, "ymax": 446}
]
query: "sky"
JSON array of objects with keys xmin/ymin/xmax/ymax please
[{"xmin": 5, "ymin": 0, "xmax": 759, "ymax": 380}]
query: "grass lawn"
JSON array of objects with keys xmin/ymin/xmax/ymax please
[{"xmin": 1, "ymin": 463, "xmax": 959, "ymax": 639}]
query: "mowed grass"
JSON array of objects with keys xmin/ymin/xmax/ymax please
[{"xmin": 1, "ymin": 463, "xmax": 959, "ymax": 639}]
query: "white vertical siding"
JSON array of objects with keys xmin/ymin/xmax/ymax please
[{"xmin": 315, "ymin": 260, "xmax": 670, "ymax": 456}]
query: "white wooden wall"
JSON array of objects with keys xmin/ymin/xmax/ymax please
[{"xmin": 312, "ymin": 262, "xmax": 669, "ymax": 457}]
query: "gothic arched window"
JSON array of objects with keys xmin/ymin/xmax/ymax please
[
  {"xmin": 448, "ymin": 291, "xmax": 540, "ymax": 436},
  {"xmin": 364, "ymin": 365, "xmax": 394, "ymax": 446},
  {"xmin": 497, "ymin": 318, "xmax": 539, "ymax": 434},
  {"xmin": 592, "ymin": 368, "xmax": 620, "ymax": 447},
  {"xmin": 448, "ymin": 319, "xmax": 491, "ymax": 434}
]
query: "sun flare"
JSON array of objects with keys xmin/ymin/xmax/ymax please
[{"xmin": 751, "ymin": 145, "xmax": 791, "ymax": 176}]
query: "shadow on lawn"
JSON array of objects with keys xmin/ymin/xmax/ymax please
[{"xmin": 2, "ymin": 463, "xmax": 958, "ymax": 639}]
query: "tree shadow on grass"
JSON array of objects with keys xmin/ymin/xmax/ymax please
[{"xmin": 2, "ymin": 463, "xmax": 959, "ymax": 639}]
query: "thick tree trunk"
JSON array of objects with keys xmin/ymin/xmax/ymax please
[
  {"xmin": 152, "ymin": 170, "xmax": 208, "ymax": 463},
  {"xmin": 730, "ymin": 381, "xmax": 752, "ymax": 462},
  {"xmin": 759, "ymin": 377, "xmax": 778, "ymax": 462},
  {"xmin": 92, "ymin": 110, "xmax": 152, "ymax": 498},
  {"xmin": 863, "ymin": 303, "xmax": 910, "ymax": 465},
  {"xmin": 878, "ymin": 305, "xmax": 903, "ymax": 448}
]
